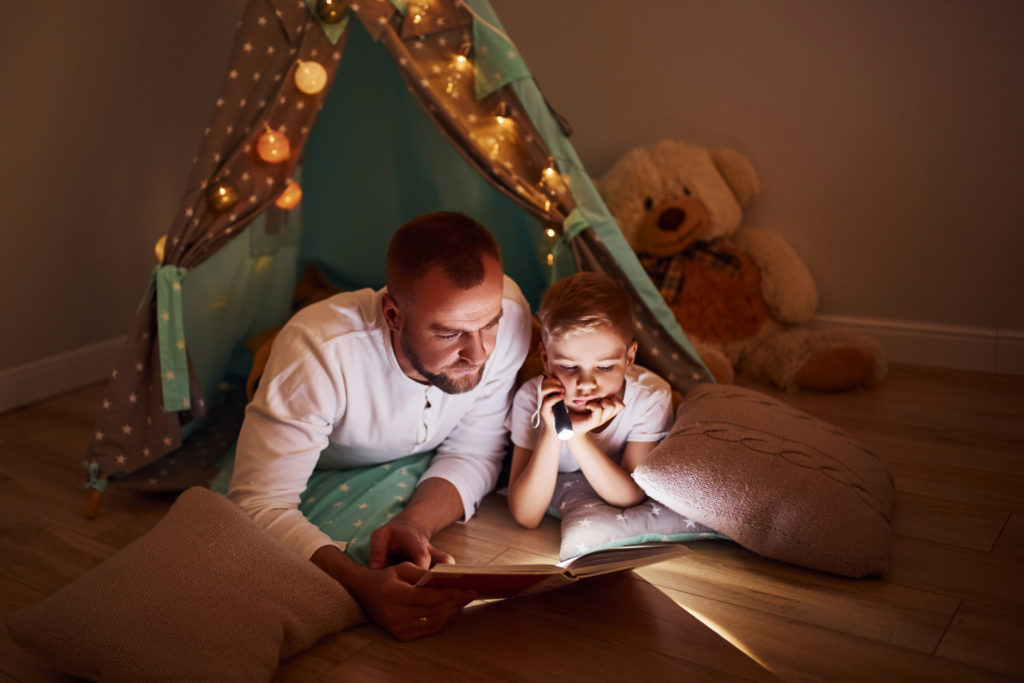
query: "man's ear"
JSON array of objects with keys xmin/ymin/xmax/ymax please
[
  {"xmin": 381, "ymin": 292, "xmax": 402, "ymax": 333},
  {"xmin": 626, "ymin": 340, "xmax": 638, "ymax": 368}
]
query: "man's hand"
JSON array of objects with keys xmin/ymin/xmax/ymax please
[
  {"xmin": 312, "ymin": 544, "xmax": 473, "ymax": 641},
  {"xmin": 366, "ymin": 477, "xmax": 464, "ymax": 569},
  {"xmin": 368, "ymin": 517, "xmax": 455, "ymax": 569},
  {"xmin": 349, "ymin": 562, "xmax": 473, "ymax": 641}
]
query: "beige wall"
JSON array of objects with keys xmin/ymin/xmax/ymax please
[
  {"xmin": 492, "ymin": 0, "xmax": 1024, "ymax": 340},
  {"xmin": 0, "ymin": 0, "xmax": 246, "ymax": 372},
  {"xmin": 2, "ymin": 1, "xmax": 1022, "ymax": 401}
]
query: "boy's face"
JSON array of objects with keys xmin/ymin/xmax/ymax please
[{"xmin": 541, "ymin": 326, "xmax": 637, "ymax": 414}]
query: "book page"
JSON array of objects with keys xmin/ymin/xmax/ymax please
[
  {"xmin": 414, "ymin": 543, "xmax": 689, "ymax": 599},
  {"xmin": 560, "ymin": 543, "xmax": 690, "ymax": 578},
  {"xmin": 417, "ymin": 567, "xmax": 572, "ymax": 599}
]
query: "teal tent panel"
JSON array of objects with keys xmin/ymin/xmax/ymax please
[
  {"xmin": 181, "ymin": 214, "xmax": 300, "ymax": 404},
  {"xmin": 300, "ymin": 19, "xmax": 550, "ymax": 309}
]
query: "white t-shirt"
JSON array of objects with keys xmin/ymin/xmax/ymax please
[
  {"xmin": 228, "ymin": 276, "xmax": 532, "ymax": 560},
  {"xmin": 507, "ymin": 365, "xmax": 673, "ymax": 472}
]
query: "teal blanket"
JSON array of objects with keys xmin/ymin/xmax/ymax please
[{"xmin": 211, "ymin": 449, "xmax": 434, "ymax": 566}]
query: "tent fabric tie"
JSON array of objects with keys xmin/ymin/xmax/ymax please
[
  {"xmin": 553, "ymin": 208, "xmax": 590, "ymax": 258},
  {"xmin": 155, "ymin": 266, "xmax": 191, "ymax": 412},
  {"xmin": 305, "ymin": 0, "xmax": 350, "ymax": 44},
  {"xmin": 84, "ymin": 461, "xmax": 108, "ymax": 493},
  {"xmin": 465, "ymin": 0, "xmax": 532, "ymax": 100}
]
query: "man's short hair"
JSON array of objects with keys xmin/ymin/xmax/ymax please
[
  {"xmin": 539, "ymin": 271, "xmax": 635, "ymax": 345},
  {"xmin": 386, "ymin": 212, "xmax": 502, "ymax": 298}
]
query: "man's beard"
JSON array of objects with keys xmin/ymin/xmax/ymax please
[{"xmin": 400, "ymin": 335, "xmax": 485, "ymax": 394}]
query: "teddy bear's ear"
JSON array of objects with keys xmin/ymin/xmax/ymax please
[{"xmin": 709, "ymin": 147, "xmax": 760, "ymax": 208}]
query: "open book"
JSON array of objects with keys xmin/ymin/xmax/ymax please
[{"xmin": 415, "ymin": 542, "xmax": 690, "ymax": 599}]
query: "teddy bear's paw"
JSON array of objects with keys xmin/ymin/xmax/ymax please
[
  {"xmin": 740, "ymin": 328, "xmax": 886, "ymax": 392},
  {"xmin": 793, "ymin": 346, "xmax": 878, "ymax": 392}
]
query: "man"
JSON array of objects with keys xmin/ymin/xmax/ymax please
[{"xmin": 228, "ymin": 212, "xmax": 532, "ymax": 641}]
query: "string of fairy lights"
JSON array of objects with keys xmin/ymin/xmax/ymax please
[{"xmin": 154, "ymin": 0, "xmax": 567, "ymax": 267}]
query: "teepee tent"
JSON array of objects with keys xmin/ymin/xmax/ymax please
[{"xmin": 83, "ymin": 0, "xmax": 710, "ymax": 511}]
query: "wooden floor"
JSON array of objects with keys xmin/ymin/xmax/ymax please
[{"xmin": 2, "ymin": 364, "xmax": 1022, "ymax": 682}]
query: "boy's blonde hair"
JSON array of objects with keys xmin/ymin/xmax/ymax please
[{"xmin": 539, "ymin": 272, "xmax": 635, "ymax": 345}]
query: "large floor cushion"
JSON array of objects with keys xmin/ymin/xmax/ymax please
[
  {"xmin": 632, "ymin": 383, "xmax": 894, "ymax": 577},
  {"xmin": 7, "ymin": 487, "xmax": 366, "ymax": 682}
]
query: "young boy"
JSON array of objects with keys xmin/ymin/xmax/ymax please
[{"xmin": 506, "ymin": 272, "xmax": 674, "ymax": 529}]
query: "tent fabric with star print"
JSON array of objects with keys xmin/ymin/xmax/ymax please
[{"xmin": 82, "ymin": 0, "xmax": 711, "ymax": 504}]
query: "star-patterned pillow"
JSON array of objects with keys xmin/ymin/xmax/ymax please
[
  {"xmin": 7, "ymin": 487, "xmax": 366, "ymax": 682},
  {"xmin": 550, "ymin": 472, "xmax": 726, "ymax": 562}
]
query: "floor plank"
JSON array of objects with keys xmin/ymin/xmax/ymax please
[
  {"xmin": 663, "ymin": 588, "xmax": 1016, "ymax": 683},
  {"xmin": 891, "ymin": 492, "xmax": 1008, "ymax": 551},
  {"xmin": 885, "ymin": 535, "xmax": 1024, "ymax": 611},
  {"xmin": 992, "ymin": 513, "xmax": 1024, "ymax": 560},
  {"xmin": 935, "ymin": 600, "xmax": 1024, "ymax": 678},
  {"xmin": 635, "ymin": 539, "xmax": 959, "ymax": 653},
  {"xmin": 317, "ymin": 574, "xmax": 778, "ymax": 682},
  {"xmin": 0, "ymin": 511, "xmax": 117, "ymax": 596}
]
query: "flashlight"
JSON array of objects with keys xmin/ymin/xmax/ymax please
[{"xmin": 552, "ymin": 400, "xmax": 574, "ymax": 440}]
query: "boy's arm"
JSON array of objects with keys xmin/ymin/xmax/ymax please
[
  {"xmin": 507, "ymin": 439, "xmax": 561, "ymax": 529},
  {"xmin": 567, "ymin": 435, "xmax": 648, "ymax": 508}
]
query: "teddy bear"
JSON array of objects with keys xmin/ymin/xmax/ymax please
[{"xmin": 596, "ymin": 139, "xmax": 886, "ymax": 391}]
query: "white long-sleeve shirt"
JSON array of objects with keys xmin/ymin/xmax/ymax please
[{"xmin": 228, "ymin": 276, "xmax": 532, "ymax": 560}]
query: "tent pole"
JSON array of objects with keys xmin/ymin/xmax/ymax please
[{"xmin": 84, "ymin": 485, "xmax": 105, "ymax": 520}]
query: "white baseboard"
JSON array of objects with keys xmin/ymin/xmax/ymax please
[
  {"xmin": 812, "ymin": 315, "xmax": 1024, "ymax": 376},
  {"xmin": 0, "ymin": 337, "xmax": 125, "ymax": 414}
]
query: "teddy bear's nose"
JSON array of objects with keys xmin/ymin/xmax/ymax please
[{"xmin": 658, "ymin": 208, "xmax": 686, "ymax": 232}]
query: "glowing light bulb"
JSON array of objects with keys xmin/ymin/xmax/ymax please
[
  {"xmin": 275, "ymin": 179, "xmax": 302, "ymax": 210},
  {"xmin": 206, "ymin": 183, "xmax": 240, "ymax": 212},
  {"xmin": 445, "ymin": 45, "xmax": 473, "ymax": 98},
  {"xmin": 495, "ymin": 101, "xmax": 512, "ymax": 127},
  {"xmin": 315, "ymin": 0, "xmax": 345, "ymax": 24},
  {"xmin": 154, "ymin": 234, "xmax": 167, "ymax": 262},
  {"xmin": 294, "ymin": 60, "xmax": 327, "ymax": 94},
  {"xmin": 540, "ymin": 157, "xmax": 567, "ymax": 196},
  {"xmin": 545, "ymin": 228, "xmax": 556, "ymax": 238},
  {"xmin": 257, "ymin": 126, "xmax": 290, "ymax": 163}
]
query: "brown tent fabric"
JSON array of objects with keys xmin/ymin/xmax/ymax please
[
  {"xmin": 84, "ymin": 0, "xmax": 709, "ymax": 497},
  {"xmin": 86, "ymin": 0, "xmax": 345, "ymax": 491}
]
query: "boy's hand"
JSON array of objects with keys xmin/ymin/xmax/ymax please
[
  {"xmin": 570, "ymin": 396, "xmax": 625, "ymax": 435},
  {"xmin": 538, "ymin": 376, "xmax": 566, "ymax": 433}
]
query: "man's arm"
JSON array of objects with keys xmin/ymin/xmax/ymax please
[{"xmin": 228, "ymin": 322, "xmax": 341, "ymax": 560}]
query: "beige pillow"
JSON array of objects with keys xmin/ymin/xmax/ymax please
[
  {"xmin": 7, "ymin": 487, "xmax": 366, "ymax": 682},
  {"xmin": 632, "ymin": 384, "xmax": 893, "ymax": 577}
]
